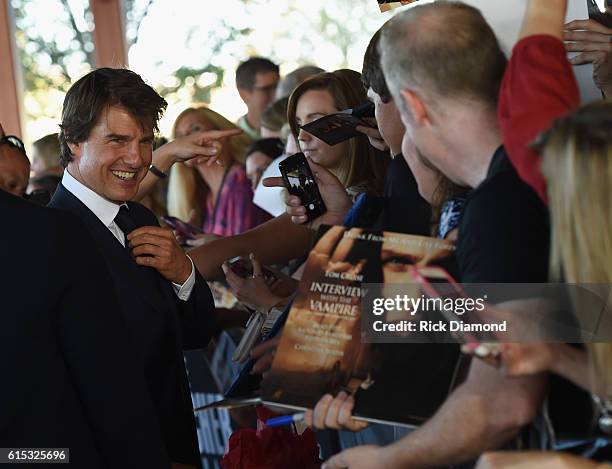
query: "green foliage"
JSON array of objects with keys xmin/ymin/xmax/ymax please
[{"xmin": 157, "ymin": 65, "xmax": 225, "ymax": 103}]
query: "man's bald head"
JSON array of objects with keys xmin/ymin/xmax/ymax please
[{"xmin": 380, "ymin": 1, "xmax": 506, "ymax": 110}]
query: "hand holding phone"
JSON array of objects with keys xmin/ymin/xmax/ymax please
[
  {"xmin": 227, "ymin": 256, "xmax": 278, "ymax": 283},
  {"xmin": 160, "ymin": 215, "xmax": 203, "ymax": 240},
  {"xmin": 279, "ymin": 152, "xmax": 327, "ymax": 223},
  {"xmin": 264, "ymin": 153, "xmax": 353, "ymax": 228}
]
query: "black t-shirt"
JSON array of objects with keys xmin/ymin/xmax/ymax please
[
  {"xmin": 454, "ymin": 148, "xmax": 604, "ymax": 455},
  {"xmin": 363, "ymin": 153, "xmax": 432, "ymax": 235},
  {"xmin": 456, "ymin": 146, "xmax": 550, "ymax": 283}
]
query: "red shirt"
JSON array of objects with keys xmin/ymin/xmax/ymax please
[{"xmin": 498, "ymin": 35, "xmax": 580, "ymax": 203}]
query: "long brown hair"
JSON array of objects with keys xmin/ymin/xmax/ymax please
[{"xmin": 287, "ymin": 69, "xmax": 389, "ymax": 195}]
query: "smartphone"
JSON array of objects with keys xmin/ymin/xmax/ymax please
[
  {"xmin": 227, "ymin": 256, "xmax": 278, "ymax": 282},
  {"xmin": 279, "ymin": 152, "xmax": 326, "ymax": 222},
  {"xmin": 160, "ymin": 215, "xmax": 203, "ymax": 240}
]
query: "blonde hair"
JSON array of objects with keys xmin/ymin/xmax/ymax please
[
  {"xmin": 540, "ymin": 100, "xmax": 612, "ymax": 401},
  {"xmin": 167, "ymin": 107, "xmax": 254, "ymax": 222},
  {"xmin": 541, "ymin": 101, "xmax": 612, "ymax": 285},
  {"xmin": 33, "ymin": 133, "xmax": 61, "ymax": 171}
]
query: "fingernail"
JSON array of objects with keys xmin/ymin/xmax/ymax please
[
  {"xmin": 475, "ymin": 345, "xmax": 490, "ymax": 358},
  {"xmin": 463, "ymin": 342, "xmax": 479, "ymax": 352}
]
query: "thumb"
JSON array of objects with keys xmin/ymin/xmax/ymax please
[
  {"xmin": 262, "ymin": 176, "xmax": 285, "ymax": 188},
  {"xmin": 249, "ymin": 252, "xmax": 263, "ymax": 277}
]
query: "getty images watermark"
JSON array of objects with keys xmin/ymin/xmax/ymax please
[
  {"xmin": 370, "ymin": 292, "xmax": 497, "ymax": 334},
  {"xmin": 360, "ymin": 283, "xmax": 612, "ymax": 344}
]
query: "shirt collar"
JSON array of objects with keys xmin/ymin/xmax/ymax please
[{"xmin": 61, "ymin": 170, "xmax": 124, "ymax": 228}]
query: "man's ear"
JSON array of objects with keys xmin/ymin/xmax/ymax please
[
  {"xmin": 399, "ymin": 88, "xmax": 430, "ymax": 127},
  {"xmin": 67, "ymin": 142, "xmax": 82, "ymax": 159},
  {"xmin": 237, "ymin": 87, "xmax": 252, "ymax": 105}
]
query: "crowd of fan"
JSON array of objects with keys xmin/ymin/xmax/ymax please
[{"xmin": 1, "ymin": 0, "xmax": 611, "ymax": 468}]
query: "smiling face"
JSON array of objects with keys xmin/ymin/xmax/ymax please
[
  {"xmin": 295, "ymin": 89, "xmax": 349, "ymax": 171},
  {"xmin": 67, "ymin": 105, "xmax": 154, "ymax": 203}
]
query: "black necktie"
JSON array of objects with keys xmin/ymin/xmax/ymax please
[{"xmin": 113, "ymin": 204, "xmax": 137, "ymax": 248}]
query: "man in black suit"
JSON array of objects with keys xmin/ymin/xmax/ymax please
[
  {"xmin": 0, "ymin": 187, "xmax": 169, "ymax": 468},
  {"xmin": 49, "ymin": 68, "xmax": 217, "ymax": 469}
]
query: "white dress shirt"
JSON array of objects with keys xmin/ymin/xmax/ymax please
[{"xmin": 62, "ymin": 170, "xmax": 195, "ymax": 301}]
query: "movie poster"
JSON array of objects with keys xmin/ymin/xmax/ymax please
[{"xmin": 261, "ymin": 226, "xmax": 460, "ymax": 426}]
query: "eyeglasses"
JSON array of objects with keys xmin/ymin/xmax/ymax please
[
  {"xmin": 253, "ymin": 83, "xmax": 278, "ymax": 94},
  {"xmin": 0, "ymin": 135, "xmax": 27, "ymax": 155}
]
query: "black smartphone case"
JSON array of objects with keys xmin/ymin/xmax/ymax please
[{"xmin": 279, "ymin": 153, "xmax": 327, "ymax": 222}]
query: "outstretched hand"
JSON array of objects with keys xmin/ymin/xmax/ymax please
[
  {"xmin": 221, "ymin": 253, "xmax": 283, "ymax": 312},
  {"xmin": 565, "ymin": 19, "xmax": 612, "ymax": 97},
  {"xmin": 157, "ymin": 128, "xmax": 243, "ymax": 167}
]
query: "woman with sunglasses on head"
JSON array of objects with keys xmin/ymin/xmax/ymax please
[{"xmin": 0, "ymin": 128, "xmax": 30, "ymax": 198}]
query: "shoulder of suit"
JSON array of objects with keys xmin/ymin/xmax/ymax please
[{"xmin": 2, "ymin": 190, "xmax": 92, "ymax": 246}]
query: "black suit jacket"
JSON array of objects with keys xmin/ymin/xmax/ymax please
[
  {"xmin": 0, "ymin": 189, "xmax": 170, "ymax": 468},
  {"xmin": 49, "ymin": 184, "xmax": 216, "ymax": 467}
]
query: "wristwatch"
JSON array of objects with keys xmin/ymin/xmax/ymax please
[{"xmin": 148, "ymin": 164, "xmax": 167, "ymax": 179}]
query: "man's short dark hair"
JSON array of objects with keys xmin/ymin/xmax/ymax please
[
  {"xmin": 245, "ymin": 137, "xmax": 285, "ymax": 161},
  {"xmin": 235, "ymin": 57, "xmax": 279, "ymax": 90},
  {"xmin": 362, "ymin": 28, "xmax": 391, "ymax": 103},
  {"xmin": 59, "ymin": 68, "xmax": 167, "ymax": 167}
]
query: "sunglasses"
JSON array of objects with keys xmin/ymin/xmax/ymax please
[{"xmin": 0, "ymin": 135, "xmax": 27, "ymax": 155}]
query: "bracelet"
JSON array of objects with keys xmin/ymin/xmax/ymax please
[{"xmin": 148, "ymin": 164, "xmax": 167, "ymax": 179}]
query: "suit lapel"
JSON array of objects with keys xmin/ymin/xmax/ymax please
[{"xmin": 49, "ymin": 184, "xmax": 168, "ymax": 316}]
